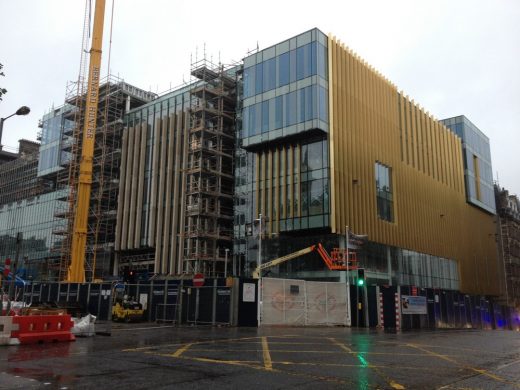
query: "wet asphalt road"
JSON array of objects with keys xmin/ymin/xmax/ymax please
[{"xmin": 1, "ymin": 324, "xmax": 519, "ymax": 389}]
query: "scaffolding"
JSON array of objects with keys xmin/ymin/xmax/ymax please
[
  {"xmin": 495, "ymin": 186, "xmax": 520, "ymax": 308},
  {"xmin": 184, "ymin": 59, "xmax": 236, "ymax": 276},
  {"xmin": 52, "ymin": 76, "xmax": 156, "ymax": 281}
]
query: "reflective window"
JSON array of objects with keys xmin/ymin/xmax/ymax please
[
  {"xmin": 317, "ymin": 43, "xmax": 327, "ymax": 79},
  {"xmin": 318, "ymin": 86, "xmax": 328, "ymax": 122},
  {"xmin": 243, "ymin": 105, "xmax": 250, "ymax": 137},
  {"xmin": 278, "ymin": 52, "xmax": 290, "ymax": 87},
  {"xmin": 298, "ymin": 86, "xmax": 315, "ymax": 124},
  {"xmin": 285, "ymin": 91, "xmax": 297, "ymax": 127},
  {"xmin": 305, "ymin": 86, "xmax": 314, "ymax": 121},
  {"xmin": 255, "ymin": 63, "xmax": 263, "ymax": 95},
  {"xmin": 296, "ymin": 45, "xmax": 306, "ymax": 81},
  {"xmin": 300, "ymin": 181, "xmax": 308, "ymax": 216},
  {"xmin": 248, "ymin": 103, "xmax": 259, "ymax": 136},
  {"xmin": 296, "ymin": 42, "xmax": 317, "ymax": 81},
  {"xmin": 309, "ymin": 179, "xmax": 324, "ymax": 215},
  {"xmin": 268, "ymin": 99, "xmax": 276, "ymax": 131},
  {"xmin": 289, "ymin": 50, "xmax": 297, "ymax": 83},
  {"xmin": 261, "ymin": 101, "xmax": 269, "ymax": 133},
  {"xmin": 375, "ymin": 162, "xmax": 394, "ymax": 222},
  {"xmin": 306, "ymin": 141, "xmax": 322, "ymax": 171},
  {"xmin": 274, "ymin": 96, "xmax": 283, "ymax": 130},
  {"xmin": 263, "ymin": 57, "xmax": 276, "ymax": 92}
]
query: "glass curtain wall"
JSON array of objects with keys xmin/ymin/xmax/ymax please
[
  {"xmin": 235, "ymin": 29, "xmax": 330, "ymax": 274},
  {"xmin": 0, "ymin": 190, "xmax": 67, "ymax": 279},
  {"xmin": 440, "ymin": 116, "xmax": 495, "ymax": 213},
  {"xmin": 38, "ymin": 105, "xmax": 75, "ymax": 177},
  {"xmin": 241, "ymin": 28, "xmax": 329, "ymax": 147}
]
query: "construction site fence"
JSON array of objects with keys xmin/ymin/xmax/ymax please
[
  {"xmin": 375, "ymin": 285, "xmax": 520, "ymax": 331},
  {"xmin": 11, "ymin": 278, "xmax": 238, "ymax": 326},
  {"xmin": 7, "ymin": 280, "xmax": 519, "ymax": 331}
]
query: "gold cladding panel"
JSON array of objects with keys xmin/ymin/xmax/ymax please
[{"xmin": 328, "ymin": 36, "xmax": 498, "ymax": 296}]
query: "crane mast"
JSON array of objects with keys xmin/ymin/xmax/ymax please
[{"xmin": 68, "ymin": 0, "xmax": 106, "ymax": 282}]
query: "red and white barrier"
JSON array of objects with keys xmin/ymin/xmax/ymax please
[
  {"xmin": 395, "ymin": 293, "xmax": 401, "ymax": 331},
  {"xmin": 378, "ymin": 292, "xmax": 384, "ymax": 328},
  {"xmin": 10, "ymin": 315, "xmax": 75, "ymax": 345},
  {"xmin": 0, "ymin": 316, "xmax": 20, "ymax": 345}
]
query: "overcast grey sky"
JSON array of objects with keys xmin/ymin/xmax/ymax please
[{"xmin": 1, "ymin": 0, "xmax": 519, "ymax": 195}]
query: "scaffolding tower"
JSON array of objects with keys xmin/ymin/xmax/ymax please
[
  {"xmin": 52, "ymin": 76, "xmax": 155, "ymax": 281},
  {"xmin": 184, "ymin": 59, "xmax": 236, "ymax": 276}
]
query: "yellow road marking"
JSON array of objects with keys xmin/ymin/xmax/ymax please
[
  {"xmin": 261, "ymin": 337, "xmax": 273, "ymax": 370},
  {"xmin": 174, "ymin": 348, "xmax": 447, "ymax": 356},
  {"xmin": 184, "ymin": 356, "xmax": 260, "ymax": 368},
  {"xmin": 275, "ymin": 361, "xmax": 432, "ymax": 371},
  {"xmin": 123, "ymin": 335, "xmax": 263, "ymax": 352},
  {"xmin": 145, "ymin": 350, "xmax": 445, "ymax": 372},
  {"xmin": 149, "ymin": 352, "xmax": 354, "ymax": 386},
  {"xmin": 329, "ymin": 338, "xmax": 406, "ymax": 390},
  {"xmin": 377, "ymin": 340, "xmax": 505, "ymax": 356},
  {"xmin": 407, "ymin": 343, "xmax": 520, "ymax": 388},
  {"xmin": 172, "ymin": 342, "xmax": 193, "ymax": 358},
  {"xmin": 123, "ymin": 334, "xmax": 308, "ymax": 352}
]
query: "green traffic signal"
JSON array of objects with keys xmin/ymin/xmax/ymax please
[{"xmin": 357, "ymin": 268, "xmax": 365, "ymax": 286}]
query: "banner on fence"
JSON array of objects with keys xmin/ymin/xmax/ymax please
[{"xmin": 401, "ymin": 295, "xmax": 427, "ymax": 314}]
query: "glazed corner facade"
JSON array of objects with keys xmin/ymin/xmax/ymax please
[{"xmin": 235, "ymin": 29, "xmax": 499, "ymax": 296}]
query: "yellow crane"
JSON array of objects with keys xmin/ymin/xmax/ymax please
[{"xmin": 68, "ymin": 0, "xmax": 106, "ymax": 282}]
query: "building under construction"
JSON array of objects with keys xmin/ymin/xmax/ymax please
[
  {"xmin": 0, "ymin": 140, "xmax": 47, "ymax": 205},
  {"xmin": 52, "ymin": 77, "xmax": 156, "ymax": 281},
  {"xmin": 184, "ymin": 60, "xmax": 236, "ymax": 276},
  {"xmin": 18, "ymin": 77, "xmax": 155, "ymax": 281},
  {"xmin": 0, "ymin": 140, "xmax": 61, "ymax": 279},
  {"xmin": 114, "ymin": 60, "xmax": 237, "ymax": 277},
  {"xmin": 495, "ymin": 185, "xmax": 520, "ymax": 308}
]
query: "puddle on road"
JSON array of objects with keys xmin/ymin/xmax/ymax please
[
  {"xmin": 8, "ymin": 343, "xmax": 72, "ymax": 362},
  {"xmin": 9, "ymin": 366, "xmax": 77, "ymax": 387}
]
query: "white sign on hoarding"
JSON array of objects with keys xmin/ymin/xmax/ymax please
[
  {"xmin": 401, "ymin": 295, "xmax": 427, "ymax": 314},
  {"xmin": 139, "ymin": 293, "xmax": 148, "ymax": 310},
  {"xmin": 243, "ymin": 283, "xmax": 256, "ymax": 302}
]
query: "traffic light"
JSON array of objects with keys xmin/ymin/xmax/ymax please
[
  {"xmin": 357, "ymin": 268, "xmax": 365, "ymax": 286},
  {"xmin": 122, "ymin": 267, "xmax": 136, "ymax": 283}
]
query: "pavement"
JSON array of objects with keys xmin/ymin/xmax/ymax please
[{"xmin": 1, "ymin": 323, "xmax": 520, "ymax": 389}]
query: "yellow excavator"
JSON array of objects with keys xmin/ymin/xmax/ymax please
[
  {"xmin": 252, "ymin": 243, "xmax": 358, "ymax": 279},
  {"xmin": 68, "ymin": 0, "xmax": 106, "ymax": 283}
]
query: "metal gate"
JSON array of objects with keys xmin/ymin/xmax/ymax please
[{"xmin": 260, "ymin": 278, "xmax": 348, "ymax": 326}]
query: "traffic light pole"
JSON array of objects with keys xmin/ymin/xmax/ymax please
[
  {"xmin": 6, "ymin": 232, "xmax": 22, "ymax": 314},
  {"xmin": 345, "ymin": 226, "xmax": 351, "ymax": 327},
  {"xmin": 356, "ymin": 280, "xmax": 360, "ymax": 327}
]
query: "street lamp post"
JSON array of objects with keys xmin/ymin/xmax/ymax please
[
  {"xmin": 232, "ymin": 250, "xmax": 236, "ymax": 277},
  {"xmin": 224, "ymin": 248, "xmax": 229, "ymax": 278},
  {"xmin": 255, "ymin": 213, "xmax": 263, "ymax": 327},
  {"xmin": 257, "ymin": 213, "xmax": 262, "ymax": 269},
  {"xmin": 0, "ymin": 106, "xmax": 31, "ymax": 150}
]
